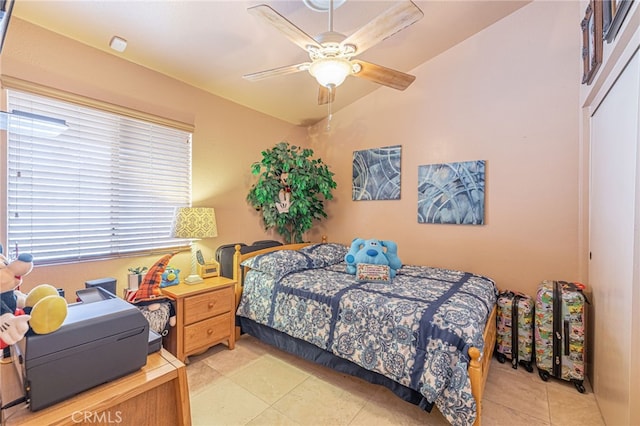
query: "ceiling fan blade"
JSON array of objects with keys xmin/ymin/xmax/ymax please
[
  {"xmin": 243, "ymin": 63, "xmax": 310, "ymax": 81},
  {"xmin": 341, "ymin": 1, "xmax": 424, "ymax": 56},
  {"xmin": 317, "ymin": 86, "xmax": 336, "ymax": 105},
  {"xmin": 248, "ymin": 4, "xmax": 321, "ymax": 51},
  {"xmin": 352, "ymin": 60, "xmax": 416, "ymax": 90}
]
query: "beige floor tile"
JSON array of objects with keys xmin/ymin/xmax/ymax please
[
  {"xmin": 542, "ymin": 372, "xmax": 593, "ymax": 395},
  {"xmin": 267, "ymin": 347, "xmax": 328, "ymax": 375},
  {"xmin": 272, "ymin": 375, "xmax": 367, "ymax": 425},
  {"xmin": 187, "ymin": 357, "xmax": 224, "ymax": 395},
  {"xmin": 190, "ymin": 376, "xmax": 269, "ymax": 426},
  {"xmin": 186, "ymin": 336, "xmax": 606, "ymax": 426},
  {"xmin": 228, "ymin": 354, "xmax": 311, "ymax": 404},
  {"xmin": 246, "ymin": 407, "xmax": 301, "ymax": 426},
  {"xmin": 350, "ymin": 386, "xmax": 449, "ymax": 426},
  {"xmin": 481, "ymin": 398, "xmax": 551, "ymax": 426},
  {"xmin": 202, "ymin": 336, "xmax": 269, "ymax": 376},
  {"xmin": 484, "ymin": 359, "xmax": 550, "ymax": 423},
  {"xmin": 309, "ymin": 364, "xmax": 380, "ymax": 403},
  {"xmin": 547, "ymin": 384, "xmax": 604, "ymax": 426}
]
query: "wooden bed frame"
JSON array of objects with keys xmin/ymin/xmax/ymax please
[{"xmin": 233, "ymin": 242, "xmax": 496, "ymax": 425}]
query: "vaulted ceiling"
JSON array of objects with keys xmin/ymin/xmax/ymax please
[{"xmin": 13, "ymin": 1, "xmax": 529, "ymax": 126}]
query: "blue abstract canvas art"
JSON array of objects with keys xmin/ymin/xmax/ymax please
[
  {"xmin": 417, "ymin": 160, "xmax": 485, "ymax": 225},
  {"xmin": 352, "ymin": 145, "xmax": 401, "ymax": 201}
]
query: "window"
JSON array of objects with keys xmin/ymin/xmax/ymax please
[{"xmin": 6, "ymin": 89, "xmax": 192, "ymax": 265}]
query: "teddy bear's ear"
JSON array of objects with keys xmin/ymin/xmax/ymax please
[
  {"xmin": 381, "ymin": 240, "xmax": 398, "ymax": 255},
  {"xmin": 349, "ymin": 238, "xmax": 365, "ymax": 252}
]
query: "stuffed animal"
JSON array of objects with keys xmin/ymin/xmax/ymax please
[
  {"xmin": 0, "ymin": 245, "xmax": 68, "ymax": 349},
  {"xmin": 131, "ymin": 254, "xmax": 177, "ymax": 336},
  {"xmin": 160, "ymin": 266, "xmax": 180, "ymax": 288},
  {"xmin": 344, "ymin": 238, "xmax": 403, "ymax": 278}
]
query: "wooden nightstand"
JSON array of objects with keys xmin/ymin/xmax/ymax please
[{"xmin": 161, "ymin": 276, "xmax": 236, "ymax": 363}]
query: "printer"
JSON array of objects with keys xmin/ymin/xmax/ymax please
[{"xmin": 12, "ymin": 287, "xmax": 149, "ymax": 411}]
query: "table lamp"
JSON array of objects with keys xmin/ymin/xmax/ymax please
[{"xmin": 171, "ymin": 207, "xmax": 218, "ymax": 284}]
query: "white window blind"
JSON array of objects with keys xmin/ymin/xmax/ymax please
[{"xmin": 6, "ymin": 89, "xmax": 192, "ymax": 265}]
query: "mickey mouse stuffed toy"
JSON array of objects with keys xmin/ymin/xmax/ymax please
[{"xmin": 0, "ymin": 244, "xmax": 67, "ymax": 351}]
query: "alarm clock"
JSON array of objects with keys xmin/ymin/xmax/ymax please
[{"xmin": 197, "ymin": 260, "xmax": 219, "ymax": 278}]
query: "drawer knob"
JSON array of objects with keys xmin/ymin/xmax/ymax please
[
  {"xmin": 207, "ymin": 329, "xmax": 213, "ymax": 335},
  {"xmin": 208, "ymin": 302, "xmax": 214, "ymax": 308}
]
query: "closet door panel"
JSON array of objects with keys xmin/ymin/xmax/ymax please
[{"xmin": 589, "ymin": 50, "xmax": 639, "ymax": 426}]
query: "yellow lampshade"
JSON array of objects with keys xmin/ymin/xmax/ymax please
[
  {"xmin": 171, "ymin": 207, "xmax": 218, "ymax": 239},
  {"xmin": 171, "ymin": 207, "xmax": 218, "ymax": 284}
]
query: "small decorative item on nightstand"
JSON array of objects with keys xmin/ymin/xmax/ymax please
[
  {"xmin": 197, "ymin": 260, "xmax": 219, "ymax": 278},
  {"xmin": 127, "ymin": 266, "xmax": 148, "ymax": 290}
]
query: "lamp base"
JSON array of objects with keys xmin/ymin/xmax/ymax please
[{"xmin": 184, "ymin": 274, "xmax": 204, "ymax": 285}]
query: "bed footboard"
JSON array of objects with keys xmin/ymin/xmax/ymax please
[{"xmin": 468, "ymin": 304, "xmax": 497, "ymax": 426}]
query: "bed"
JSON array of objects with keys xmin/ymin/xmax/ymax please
[{"xmin": 233, "ymin": 242, "xmax": 497, "ymax": 426}]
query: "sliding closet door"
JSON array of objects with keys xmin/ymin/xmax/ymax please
[{"xmin": 589, "ymin": 50, "xmax": 639, "ymax": 426}]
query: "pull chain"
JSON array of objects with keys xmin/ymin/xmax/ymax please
[{"xmin": 327, "ymin": 85, "xmax": 333, "ymax": 131}]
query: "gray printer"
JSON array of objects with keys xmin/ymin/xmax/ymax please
[{"xmin": 13, "ymin": 287, "xmax": 149, "ymax": 411}]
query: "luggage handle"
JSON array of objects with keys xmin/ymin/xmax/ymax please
[
  {"xmin": 563, "ymin": 320, "xmax": 570, "ymax": 356},
  {"xmin": 559, "ymin": 280, "xmax": 591, "ymax": 304},
  {"xmin": 553, "ymin": 281, "xmax": 562, "ymax": 377},
  {"xmin": 511, "ymin": 294, "xmax": 520, "ymax": 369}
]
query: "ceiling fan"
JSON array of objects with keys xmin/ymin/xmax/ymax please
[{"xmin": 243, "ymin": 0, "xmax": 424, "ymax": 105}]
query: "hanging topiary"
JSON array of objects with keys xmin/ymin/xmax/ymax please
[{"xmin": 247, "ymin": 141, "xmax": 337, "ymax": 244}]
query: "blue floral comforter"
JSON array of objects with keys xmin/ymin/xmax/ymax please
[{"xmin": 236, "ymin": 244, "xmax": 497, "ymax": 426}]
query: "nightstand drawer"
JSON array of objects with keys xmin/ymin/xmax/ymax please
[
  {"xmin": 183, "ymin": 286, "xmax": 233, "ymax": 325},
  {"xmin": 183, "ymin": 312, "xmax": 231, "ymax": 353}
]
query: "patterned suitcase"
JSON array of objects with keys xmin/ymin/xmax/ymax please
[
  {"xmin": 495, "ymin": 290, "xmax": 535, "ymax": 372},
  {"xmin": 534, "ymin": 280, "xmax": 587, "ymax": 393}
]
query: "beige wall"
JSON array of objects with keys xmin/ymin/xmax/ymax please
[
  {"xmin": 2, "ymin": 4, "xmax": 583, "ymax": 298},
  {"xmin": 306, "ymin": 0, "xmax": 582, "ymax": 296},
  {"xmin": 1, "ymin": 18, "xmax": 306, "ymax": 300}
]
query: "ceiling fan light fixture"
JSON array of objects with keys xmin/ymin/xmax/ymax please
[
  {"xmin": 302, "ymin": 0, "xmax": 346, "ymax": 13},
  {"xmin": 309, "ymin": 57, "xmax": 351, "ymax": 88}
]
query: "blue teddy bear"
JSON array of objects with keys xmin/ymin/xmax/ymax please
[{"xmin": 344, "ymin": 238, "xmax": 402, "ymax": 278}]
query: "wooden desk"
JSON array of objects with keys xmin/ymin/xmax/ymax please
[{"xmin": 1, "ymin": 348, "xmax": 191, "ymax": 426}]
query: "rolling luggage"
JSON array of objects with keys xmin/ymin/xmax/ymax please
[
  {"xmin": 534, "ymin": 280, "xmax": 587, "ymax": 393},
  {"xmin": 495, "ymin": 290, "xmax": 535, "ymax": 372},
  {"xmin": 215, "ymin": 240, "xmax": 282, "ymax": 278}
]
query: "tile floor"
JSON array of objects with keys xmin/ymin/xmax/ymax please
[{"xmin": 186, "ymin": 335, "xmax": 605, "ymax": 426}]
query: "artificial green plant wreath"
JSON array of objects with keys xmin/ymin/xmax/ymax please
[{"xmin": 247, "ymin": 141, "xmax": 337, "ymax": 244}]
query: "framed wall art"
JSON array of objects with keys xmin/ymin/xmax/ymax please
[
  {"xmin": 352, "ymin": 145, "xmax": 401, "ymax": 201},
  {"xmin": 0, "ymin": 0, "xmax": 15, "ymax": 54},
  {"xmin": 581, "ymin": 0, "xmax": 603, "ymax": 85},
  {"xmin": 417, "ymin": 160, "xmax": 485, "ymax": 225},
  {"xmin": 604, "ymin": 0, "xmax": 634, "ymax": 42}
]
